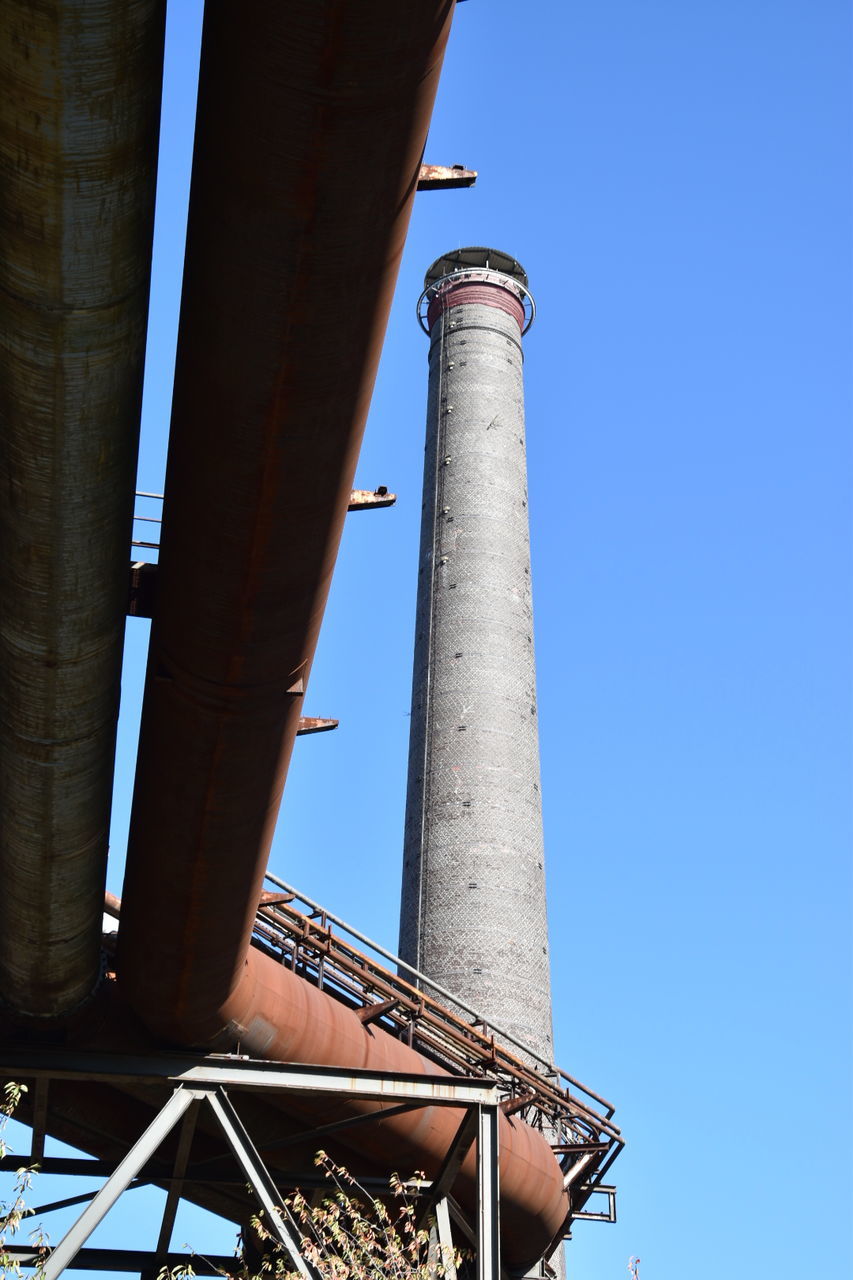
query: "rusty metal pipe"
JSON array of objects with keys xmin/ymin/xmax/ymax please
[
  {"xmin": 139, "ymin": 946, "xmax": 569, "ymax": 1273},
  {"xmin": 0, "ymin": 0, "xmax": 165, "ymax": 1017},
  {"xmin": 118, "ymin": 0, "xmax": 456, "ymax": 1037},
  {"xmin": 116, "ymin": 3, "xmax": 570, "ymax": 1266}
]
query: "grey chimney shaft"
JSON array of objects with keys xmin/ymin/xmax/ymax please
[{"xmin": 399, "ymin": 248, "xmax": 554, "ymax": 1064}]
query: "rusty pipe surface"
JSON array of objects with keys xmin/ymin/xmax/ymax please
[
  {"xmin": 113, "ymin": 2, "xmax": 570, "ymax": 1264},
  {"xmin": 149, "ymin": 946, "xmax": 570, "ymax": 1274},
  {"xmin": 118, "ymin": 0, "xmax": 455, "ymax": 1031},
  {"xmin": 0, "ymin": 0, "xmax": 165, "ymax": 1017}
]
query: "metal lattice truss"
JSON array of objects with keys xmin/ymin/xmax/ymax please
[{"xmin": 0, "ymin": 1052, "xmax": 510, "ymax": 1279}]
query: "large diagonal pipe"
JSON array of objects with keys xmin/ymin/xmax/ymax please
[
  {"xmin": 0, "ymin": 0, "xmax": 165, "ymax": 1018},
  {"xmin": 118, "ymin": 0, "xmax": 456, "ymax": 1043}
]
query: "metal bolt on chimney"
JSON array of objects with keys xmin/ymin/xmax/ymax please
[{"xmin": 400, "ymin": 248, "xmax": 554, "ymax": 1065}]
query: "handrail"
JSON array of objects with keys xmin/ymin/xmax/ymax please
[
  {"xmin": 416, "ymin": 266, "xmax": 536, "ymax": 335},
  {"xmin": 132, "ymin": 491, "xmax": 164, "ymax": 553},
  {"xmin": 264, "ymin": 871, "xmax": 616, "ymax": 1115},
  {"xmin": 257, "ymin": 876, "xmax": 623, "ymax": 1163}
]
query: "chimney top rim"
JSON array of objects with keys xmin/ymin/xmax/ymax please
[{"xmin": 424, "ymin": 247, "xmax": 528, "ymax": 290}]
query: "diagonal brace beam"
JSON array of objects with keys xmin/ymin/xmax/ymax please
[
  {"xmin": 416, "ymin": 1104, "xmax": 479, "ymax": 1231},
  {"xmin": 434, "ymin": 1197, "xmax": 459, "ymax": 1280},
  {"xmin": 30, "ymin": 1076, "xmax": 49, "ymax": 1162},
  {"xmin": 40, "ymin": 1086, "xmax": 196, "ymax": 1280},
  {"xmin": 206, "ymin": 1087, "xmax": 322, "ymax": 1280},
  {"xmin": 148, "ymin": 1098, "xmax": 200, "ymax": 1278}
]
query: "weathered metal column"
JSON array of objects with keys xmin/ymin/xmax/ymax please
[
  {"xmin": 400, "ymin": 248, "xmax": 555, "ymax": 1065},
  {"xmin": 0, "ymin": 0, "xmax": 165, "ymax": 1018}
]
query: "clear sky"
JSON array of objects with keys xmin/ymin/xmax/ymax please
[{"xmin": 5, "ymin": 2, "xmax": 851, "ymax": 1277}]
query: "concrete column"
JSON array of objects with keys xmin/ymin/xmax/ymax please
[{"xmin": 400, "ymin": 248, "xmax": 554, "ymax": 1065}]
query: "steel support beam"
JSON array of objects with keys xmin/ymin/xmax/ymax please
[
  {"xmin": 206, "ymin": 1089, "xmax": 320, "ymax": 1280},
  {"xmin": 0, "ymin": 1049, "xmax": 499, "ymax": 1108},
  {"xmin": 435, "ymin": 1197, "xmax": 459, "ymax": 1280},
  {"xmin": 148, "ymin": 1099, "xmax": 199, "ymax": 1279},
  {"xmin": 30, "ymin": 1076, "xmax": 49, "ymax": 1162},
  {"xmin": 256, "ymin": 1101, "xmax": 421, "ymax": 1154},
  {"xmin": 448, "ymin": 1195, "xmax": 476, "ymax": 1247},
  {"xmin": 2, "ymin": 1247, "xmax": 236, "ymax": 1275},
  {"xmin": 29, "ymin": 1083, "xmax": 322, "ymax": 1280},
  {"xmin": 416, "ymin": 1104, "xmax": 479, "ymax": 1230},
  {"xmin": 40, "ymin": 1087, "xmax": 196, "ymax": 1279},
  {"xmin": 571, "ymin": 1185, "xmax": 617, "ymax": 1223},
  {"xmin": 1, "ymin": 1054, "xmax": 508, "ymax": 1278},
  {"xmin": 477, "ymin": 1104, "xmax": 500, "ymax": 1280},
  {"xmin": 0, "ymin": 1154, "xmax": 426, "ymax": 1197},
  {"xmin": 562, "ymin": 1151, "xmax": 597, "ymax": 1190}
]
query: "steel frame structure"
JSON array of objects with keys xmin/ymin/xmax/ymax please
[
  {"xmin": 0, "ymin": 2, "xmax": 623, "ymax": 1272},
  {"xmin": 250, "ymin": 880, "xmax": 624, "ymax": 1192},
  {"xmin": 0, "ymin": 1051, "xmax": 504, "ymax": 1280}
]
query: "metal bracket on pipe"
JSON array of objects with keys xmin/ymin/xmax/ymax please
[
  {"xmin": 418, "ymin": 164, "xmax": 477, "ymax": 191},
  {"xmin": 295, "ymin": 717, "xmax": 339, "ymax": 736},
  {"xmin": 127, "ymin": 560, "xmax": 158, "ymax": 618},
  {"xmin": 571, "ymin": 1184, "xmax": 617, "ymax": 1223},
  {"xmin": 356, "ymin": 997, "xmax": 398, "ymax": 1024},
  {"xmin": 347, "ymin": 486, "xmax": 396, "ymax": 511},
  {"xmin": 500, "ymin": 1089, "xmax": 536, "ymax": 1117},
  {"xmin": 129, "ymin": 485, "xmax": 396, "ymax": 618}
]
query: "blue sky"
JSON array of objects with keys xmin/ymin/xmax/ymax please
[{"xmin": 4, "ymin": 2, "xmax": 851, "ymax": 1277}]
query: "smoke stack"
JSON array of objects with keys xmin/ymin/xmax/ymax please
[{"xmin": 399, "ymin": 247, "xmax": 554, "ymax": 1064}]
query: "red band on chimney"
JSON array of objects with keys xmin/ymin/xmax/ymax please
[{"xmin": 427, "ymin": 280, "xmax": 525, "ymax": 333}]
